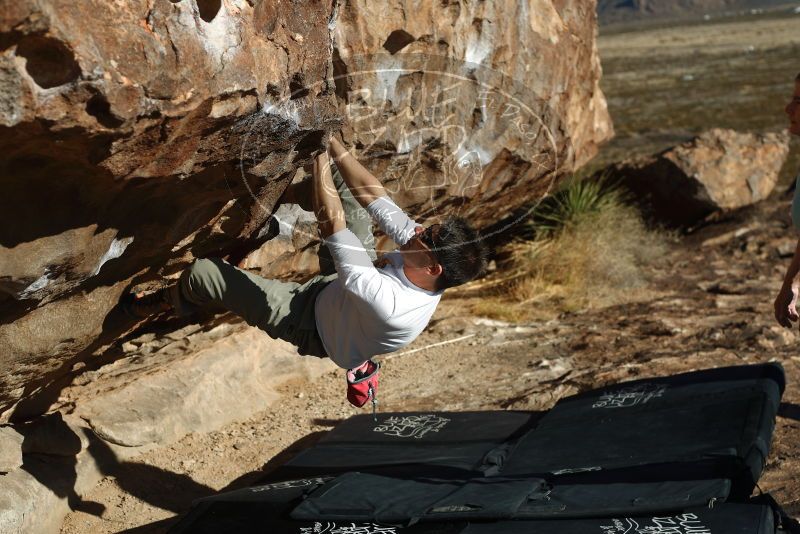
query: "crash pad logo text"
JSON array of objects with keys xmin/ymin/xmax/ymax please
[
  {"xmin": 250, "ymin": 477, "xmax": 333, "ymax": 493},
  {"xmin": 373, "ymin": 414, "xmax": 451, "ymax": 439},
  {"xmin": 300, "ymin": 522, "xmax": 397, "ymax": 534},
  {"xmin": 592, "ymin": 383, "xmax": 668, "ymax": 409},
  {"xmin": 600, "ymin": 513, "xmax": 711, "ymax": 534}
]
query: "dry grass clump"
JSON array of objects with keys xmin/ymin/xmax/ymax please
[
  {"xmin": 509, "ymin": 201, "xmax": 665, "ymax": 309},
  {"xmin": 467, "ymin": 177, "xmax": 669, "ymax": 321}
]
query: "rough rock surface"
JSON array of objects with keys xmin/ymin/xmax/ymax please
[
  {"xmin": 0, "ymin": 0, "xmax": 341, "ymax": 424},
  {"xmin": 0, "ymin": 320, "xmax": 335, "ymax": 534},
  {"xmin": 250, "ymin": 0, "xmax": 616, "ymax": 278},
  {"xmin": 0, "ymin": 466, "xmax": 70, "ymax": 534},
  {"xmin": 0, "ymin": 0, "xmax": 611, "ymax": 423},
  {"xmin": 70, "ymin": 320, "xmax": 335, "ymax": 448},
  {"xmin": 240, "ymin": 203, "xmax": 323, "ymax": 280},
  {"xmin": 331, "ymin": 0, "xmax": 612, "ymax": 213},
  {"xmin": 19, "ymin": 412, "xmax": 86, "ymax": 457},
  {"xmin": 0, "ymin": 417, "xmax": 103, "ymax": 534},
  {"xmin": 0, "ymin": 426, "xmax": 24, "ymax": 473},
  {"xmin": 603, "ymin": 128, "xmax": 789, "ymax": 226}
]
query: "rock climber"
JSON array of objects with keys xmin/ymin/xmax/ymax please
[{"xmin": 123, "ymin": 136, "xmax": 489, "ymax": 410}]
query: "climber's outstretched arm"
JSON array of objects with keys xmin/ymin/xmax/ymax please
[
  {"xmin": 312, "ymin": 151, "xmax": 346, "ymax": 238},
  {"xmin": 328, "ymin": 137, "xmax": 388, "ymax": 208}
]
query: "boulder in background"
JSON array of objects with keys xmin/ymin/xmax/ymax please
[{"xmin": 603, "ymin": 128, "xmax": 789, "ymax": 226}]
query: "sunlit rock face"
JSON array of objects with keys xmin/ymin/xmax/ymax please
[
  {"xmin": 334, "ymin": 0, "xmax": 612, "ymax": 216},
  {"xmin": 248, "ymin": 0, "xmax": 614, "ymax": 280},
  {"xmin": 0, "ymin": 0, "xmax": 611, "ymax": 421}
]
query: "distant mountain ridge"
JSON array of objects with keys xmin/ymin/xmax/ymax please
[{"xmin": 597, "ymin": 0, "xmax": 798, "ymax": 25}]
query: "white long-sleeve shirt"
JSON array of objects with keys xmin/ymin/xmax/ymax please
[{"xmin": 314, "ymin": 196, "xmax": 442, "ymax": 369}]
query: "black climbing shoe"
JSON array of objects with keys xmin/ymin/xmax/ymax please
[{"xmin": 122, "ymin": 286, "xmax": 174, "ymax": 319}]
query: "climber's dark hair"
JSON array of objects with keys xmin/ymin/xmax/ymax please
[{"xmin": 426, "ymin": 217, "xmax": 489, "ymax": 291}]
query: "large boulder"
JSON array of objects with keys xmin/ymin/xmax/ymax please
[
  {"xmin": 0, "ymin": 0, "xmax": 340, "ymax": 422},
  {"xmin": 604, "ymin": 128, "xmax": 790, "ymax": 226},
  {"xmin": 0, "ymin": 0, "xmax": 612, "ymax": 421}
]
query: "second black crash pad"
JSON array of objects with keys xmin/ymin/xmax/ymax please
[{"xmin": 500, "ymin": 362, "xmax": 784, "ymax": 498}]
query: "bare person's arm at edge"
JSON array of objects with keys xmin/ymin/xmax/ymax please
[
  {"xmin": 312, "ymin": 151, "xmax": 346, "ymax": 238},
  {"xmin": 329, "ymin": 137, "xmax": 387, "ymax": 208},
  {"xmin": 774, "ymin": 236, "xmax": 800, "ymax": 328}
]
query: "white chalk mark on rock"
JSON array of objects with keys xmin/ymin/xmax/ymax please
[
  {"xmin": 19, "ymin": 270, "xmax": 54, "ymax": 299},
  {"xmin": 262, "ymin": 98, "xmax": 302, "ymax": 128},
  {"xmin": 92, "ymin": 236, "xmax": 134, "ymax": 276}
]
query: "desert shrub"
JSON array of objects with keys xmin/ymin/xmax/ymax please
[
  {"xmin": 468, "ymin": 176, "xmax": 668, "ymax": 320},
  {"xmin": 513, "ymin": 176, "xmax": 667, "ymax": 309}
]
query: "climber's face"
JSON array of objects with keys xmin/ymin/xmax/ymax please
[
  {"xmin": 400, "ymin": 225, "xmax": 442, "ymax": 270},
  {"xmin": 786, "ymin": 79, "xmax": 800, "ymax": 136}
]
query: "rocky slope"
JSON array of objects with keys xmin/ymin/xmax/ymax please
[{"xmin": 0, "ymin": 0, "xmax": 612, "ymax": 423}]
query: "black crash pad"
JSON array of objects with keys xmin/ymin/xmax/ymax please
[
  {"xmin": 500, "ymin": 363, "xmax": 784, "ymax": 498},
  {"xmin": 170, "ymin": 363, "xmax": 786, "ymax": 534},
  {"xmin": 268, "ymin": 411, "xmax": 540, "ymax": 480}
]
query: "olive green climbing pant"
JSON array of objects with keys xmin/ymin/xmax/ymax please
[{"xmin": 169, "ymin": 163, "xmax": 376, "ymax": 358}]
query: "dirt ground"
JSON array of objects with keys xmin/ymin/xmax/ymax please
[{"xmin": 61, "ymin": 13, "xmax": 800, "ymax": 534}]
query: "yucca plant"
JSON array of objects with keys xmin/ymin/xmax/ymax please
[{"xmin": 527, "ymin": 173, "xmax": 627, "ymax": 238}]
